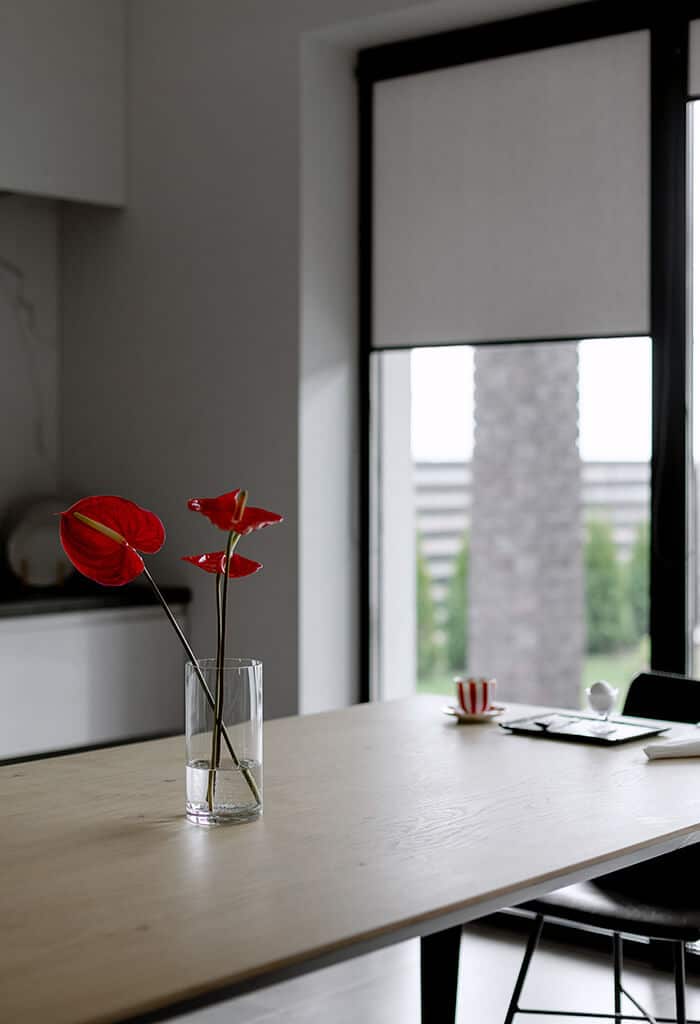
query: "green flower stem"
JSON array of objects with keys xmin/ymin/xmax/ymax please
[
  {"xmin": 204, "ymin": 571, "xmax": 224, "ymax": 811},
  {"xmin": 141, "ymin": 564, "xmax": 260, "ymax": 806},
  {"xmin": 206, "ymin": 530, "xmax": 240, "ymax": 809},
  {"xmin": 216, "ymin": 529, "xmax": 238, "ymax": 757}
]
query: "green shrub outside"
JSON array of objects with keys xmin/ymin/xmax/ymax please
[
  {"xmin": 445, "ymin": 532, "xmax": 469, "ymax": 672},
  {"xmin": 417, "ymin": 519, "xmax": 649, "ymax": 680},
  {"xmin": 417, "ymin": 540, "xmax": 439, "ymax": 678}
]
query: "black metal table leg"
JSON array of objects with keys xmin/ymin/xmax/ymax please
[
  {"xmin": 421, "ymin": 925, "xmax": 462, "ymax": 1024},
  {"xmin": 613, "ymin": 932, "xmax": 623, "ymax": 1023},
  {"xmin": 674, "ymin": 941, "xmax": 687, "ymax": 1024}
]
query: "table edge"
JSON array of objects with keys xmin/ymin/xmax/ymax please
[{"xmin": 105, "ymin": 826, "xmax": 700, "ymax": 1024}]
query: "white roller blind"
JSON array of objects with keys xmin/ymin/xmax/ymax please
[
  {"xmin": 690, "ymin": 20, "xmax": 700, "ymax": 97},
  {"xmin": 373, "ymin": 31, "xmax": 650, "ymax": 348}
]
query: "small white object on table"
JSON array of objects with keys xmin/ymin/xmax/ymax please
[
  {"xmin": 645, "ymin": 734, "xmax": 700, "ymax": 760},
  {"xmin": 586, "ymin": 679, "xmax": 619, "ymax": 716}
]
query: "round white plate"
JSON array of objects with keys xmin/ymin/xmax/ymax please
[
  {"xmin": 442, "ymin": 704, "xmax": 505, "ymax": 723},
  {"xmin": 7, "ymin": 496, "xmax": 75, "ymax": 587}
]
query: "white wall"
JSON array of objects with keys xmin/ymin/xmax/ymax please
[
  {"xmin": 60, "ymin": 0, "xmax": 578, "ymax": 719},
  {"xmin": 299, "ymin": 40, "xmax": 361, "ymax": 713},
  {"xmin": 375, "ymin": 350, "xmax": 416, "ymax": 701},
  {"xmin": 0, "ymin": 196, "xmax": 59, "ymax": 527}
]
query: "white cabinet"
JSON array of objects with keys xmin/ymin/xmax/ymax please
[
  {"xmin": 0, "ymin": 605, "xmax": 187, "ymax": 759},
  {"xmin": 0, "ymin": 1, "xmax": 125, "ymax": 205}
]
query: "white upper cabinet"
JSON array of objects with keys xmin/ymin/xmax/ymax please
[{"xmin": 0, "ymin": 1, "xmax": 125, "ymax": 206}]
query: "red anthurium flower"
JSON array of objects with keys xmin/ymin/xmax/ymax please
[
  {"xmin": 182, "ymin": 552, "xmax": 262, "ymax": 577},
  {"xmin": 59, "ymin": 495, "xmax": 165, "ymax": 587},
  {"xmin": 187, "ymin": 489, "xmax": 283, "ymax": 535}
]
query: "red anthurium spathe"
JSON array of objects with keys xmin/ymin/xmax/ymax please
[
  {"xmin": 59, "ymin": 495, "xmax": 165, "ymax": 587},
  {"xmin": 182, "ymin": 552, "xmax": 262, "ymax": 577},
  {"xmin": 187, "ymin": 489, "xmax": 283, "ymax": 535}
]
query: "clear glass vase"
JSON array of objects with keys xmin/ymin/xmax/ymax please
[{"xmin": 185, "ymin": 658, "xmax": 262, "ymax": 825}]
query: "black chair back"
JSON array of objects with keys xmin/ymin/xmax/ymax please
[
  {"xmin": 622, "ymin": 670, "xmax": 700, "ymax": 724},
  {"xmin": 592, "ymin": 670, "xmax": 700, "ymax": 903}
]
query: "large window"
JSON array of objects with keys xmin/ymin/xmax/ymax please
[
  {"xmin": 360, "ymin": 8, "xmax": 690, "ymax": 706},
  {"xmin": 372, "ymin": 340, "xmax": 651, "ymax": 706}
]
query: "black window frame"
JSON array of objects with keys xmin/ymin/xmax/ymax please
[{"xmin": 357, "ymin": 0, "xmax": 697, "ymax": 702}]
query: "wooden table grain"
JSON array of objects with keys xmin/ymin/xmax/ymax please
[{"xmin": 3, "ymin": 695, "xmax": 700, "ymax": 1024}]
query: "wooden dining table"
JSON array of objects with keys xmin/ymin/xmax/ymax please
[{"xmin": 3, "ymin": 694, "xmax": 700, "ymax": 1024}]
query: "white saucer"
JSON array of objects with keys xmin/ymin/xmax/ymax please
[{"xmin": 442, "ymin": 704, "xmax": 505, "ymax": 723}]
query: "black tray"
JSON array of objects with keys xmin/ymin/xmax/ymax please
[{"xmin": 499, "ymin": 711, "xmax": 670, "ymax": 746}]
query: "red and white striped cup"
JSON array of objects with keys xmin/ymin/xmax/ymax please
[{"xmin": 455, "ymin": 676, "xmax": 496, "ymax": 715}]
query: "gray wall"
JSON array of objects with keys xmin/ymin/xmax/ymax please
[
  {"xmin": 0, "ymin": 196, "xmax": 58, "ymax": 525},
  {"xmin": 59, "ymin": 0, "xmax": 577, "ymax": 718}
]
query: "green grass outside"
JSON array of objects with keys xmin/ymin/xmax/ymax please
[{"xmin": 418, "ymin": 637, "xmax": 649, "ymax": 710}]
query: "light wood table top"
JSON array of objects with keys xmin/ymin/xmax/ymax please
[{"xmin": 3, "ymin": 695, "xmax": 700, "ymax": 1024}]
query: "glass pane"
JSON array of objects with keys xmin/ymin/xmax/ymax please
[{"xmin": 371, "ymin": 338, "xmax": 651, "ymax": 708}]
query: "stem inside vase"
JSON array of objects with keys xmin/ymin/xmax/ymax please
[{"xmin": 206, "ymin": 528, "xmax": 240, "ymax": 809}]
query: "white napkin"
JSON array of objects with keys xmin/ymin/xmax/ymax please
[{"xmin": 644, "ymin": 734, "xmax": 700, "ymax": 760}]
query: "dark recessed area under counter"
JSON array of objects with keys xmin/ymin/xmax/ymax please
[{"xmin": 0, "ymin": 577, "xmax": 191, "ymax": 618}]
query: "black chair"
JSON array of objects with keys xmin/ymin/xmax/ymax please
[{"xmin": 504, "ymin": 671, "xmax": 700, "ymax": 1024}]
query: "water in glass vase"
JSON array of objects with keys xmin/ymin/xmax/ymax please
[{"xmin": 186, "ymin": 758, "xmax": 262, "ymax": 825}]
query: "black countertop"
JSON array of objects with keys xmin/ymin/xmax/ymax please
[{"xmin": 0, "ymin": 579, "xmax": 191, "ymax": 618}]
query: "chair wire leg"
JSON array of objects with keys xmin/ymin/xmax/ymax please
[
  {"xmin": 503, "ymin": 914, "xmax": 544, "ymax": 1024},
  {"xmin": 619, "ymin": 981, "xmax": 658, "ymax": 1023},
  {"xmin": 613, "ymin": 932, "xmax": 623, "ymax": 1024},
  {"xmin": 674, "ymin": 941, "xmax": 687, "ymax": 1024}
]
